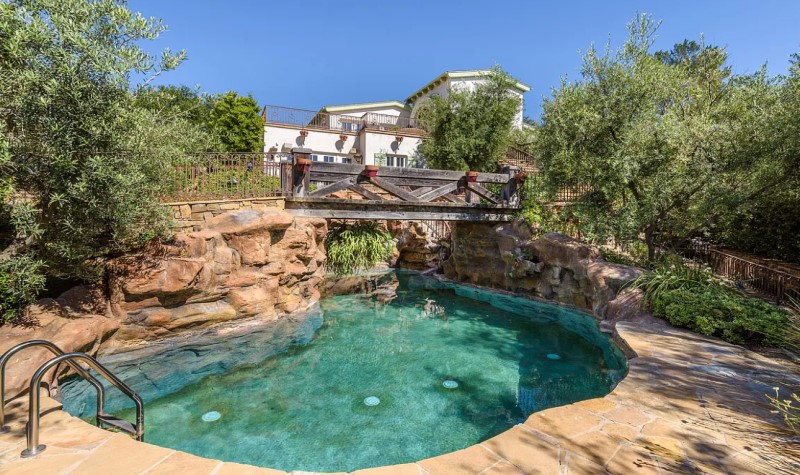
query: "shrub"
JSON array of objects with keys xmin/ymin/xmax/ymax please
[
  {"xmin": 600, "ymin": 248, "xmax": 643, "ymax": 268},
  {"xmin": 650, "ymin": 288, "xmax": 788, "ymax": 345},
  {"xmin": 0, "ymin": 255, "xmax": 46, "ymax": 323},
  {"xmin": 631, "ymin": 258, "xmax": 790, "ymax": 346},
  {"xmin": 324, "ymin": 222, "xmax": 394, "ymax": 276},
  {"xmin": 629, "ymin": 258, "xmax": 722, "ymax": 304}
]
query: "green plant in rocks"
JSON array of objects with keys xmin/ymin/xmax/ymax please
[{"xmin": 324, "ymin": 222, "xmax": 394, "ymax": 276}]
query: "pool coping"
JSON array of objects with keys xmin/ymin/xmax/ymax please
[{"xmin": 3, "ymin": 320, "xmax": 799, "ymax": 474}]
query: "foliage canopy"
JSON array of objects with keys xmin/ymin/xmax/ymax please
[
  {"xmin": 0, "ymin": 0, "xmax": 208, "ymax": 321},
  {"xmin": 533, "ymin": 14, "xmax": 800, "ymax": 261},
  {"xmin": 417, "ymin": 67, "xmax": 520, "ymax": 172}
]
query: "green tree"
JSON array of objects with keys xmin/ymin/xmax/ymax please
[
  {"xmin": 417, "ymin": 67, "xmax": 520, "ymax": 172},
  {"xmin": 134, "ymin": 85, "xmax": 212, "ymax": 128},
  {"xmin": 534, "ymin": 14, "xmax": 779, "ymax": 260},
  {"xmin": 713, "ymin": 53, "xmax": 800, "ymax": 262},
  {"xmin": 208, "ymin": 91, "xmax": 265, "ymax": 152},
  {"xmin": 0, "ymin": 0, "xmax": 206, "ymax": 321}
]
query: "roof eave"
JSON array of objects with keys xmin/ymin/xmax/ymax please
[{"xmin": 405, "ymin": 70, "xmax": 531, "ymax": 103}]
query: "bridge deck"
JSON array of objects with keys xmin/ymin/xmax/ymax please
[{"xmin": 284, "ymin": 197, "xmax": 520, "ymax": 221}]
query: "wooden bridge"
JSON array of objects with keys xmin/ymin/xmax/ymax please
[
  {"xmin": 283, "ymin": 152, "xmax": 525, "ymax": 221},
  {"xmin": 168, "ymin": 151, "xmax": 526, "ymax": 222}
]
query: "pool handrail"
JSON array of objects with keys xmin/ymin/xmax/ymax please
[
  {"xmin": 0, "ymin": 340, "xmax": 105, "ymax": 433},
  {"xmin": 22, "ymin": 351, "xmax": 144, "ymax": 457}
]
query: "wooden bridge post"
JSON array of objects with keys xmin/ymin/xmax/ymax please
[
  {"xmin": 280, "ymin": 159, "xmax": 293, "ymax": 195},
  {"xmin": 501, "ymin": 165, "xmax": 523, "ymax": 206},
  {"xmin": 465, "ymin": 171, "xmax": 479, "ymax": 204},
  {"xmin": 291, "ymin": 148, "xmax": 312, "ymax": 197}
]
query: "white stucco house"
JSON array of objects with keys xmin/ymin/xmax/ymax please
[{"xmin": 262, "ymin": 69, "xmax": 530, "ymax": 167}]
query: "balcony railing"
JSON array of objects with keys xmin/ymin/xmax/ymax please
[{"xmin": 263, "ymin": 105, "xmax": 421, "ymax": 133}]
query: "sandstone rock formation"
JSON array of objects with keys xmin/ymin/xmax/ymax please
[
  {"xmin": 105, "ymin": 209, "xmax": 327, "ymax": 350},
  {"xmin": 389, "ymin": 220, "xmax": 446, "ymax": 270},
  {"xmin": 0, "ymin": 209, "xmax": 327, "ymax": 395},
  {"xmin": 443, "ymin": 220, "xmax": 660, "ymax": 323}
]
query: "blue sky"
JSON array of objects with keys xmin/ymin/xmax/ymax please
[{"xmin": 130, "ymin": 1, "xmax": 800, "ymax": 119}]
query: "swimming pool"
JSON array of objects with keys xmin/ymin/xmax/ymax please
[{"xmin": 60, "ymin": 272, "xmax": 627, "ymax": 472}]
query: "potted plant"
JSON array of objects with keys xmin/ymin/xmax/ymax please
[
  {"xmin": 299, "ymin": 129, "xmax": 309, "ymax": 138},
  {"xmin": 466, "ymin": 171, "xmax": 479, "ymax": 183},
  {"xmin": 364, "ymin": 165, "xmax": 379, "ymax": 177},
  {"xmin": 295, "ymin": 157, "xmax": 312, "ymax": 172}
]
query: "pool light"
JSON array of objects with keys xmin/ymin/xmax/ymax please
[
  {"xmin": 442, "ymin": 379, "xmax": 459, "ymax": 389},
  {"xmin": 363, "ymin": 396, "xmax": 381, "ymax": 406},
  {"xmin": 202, "ymin": 411, "xmax": 221, "ymax": 422},
  {"xmin": 546, "ymin": 353, "xmax": 562, "ymax": 360}
]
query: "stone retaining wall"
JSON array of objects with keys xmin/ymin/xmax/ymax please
[{"xmin": 164, "ymin": 197, "xmax": 286, "ymax": 232}]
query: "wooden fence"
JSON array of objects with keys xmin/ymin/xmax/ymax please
[{"xmin": 697, "ymin": 248, "xmax": 800, "ymax": 305}]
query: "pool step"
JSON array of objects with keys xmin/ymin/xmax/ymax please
[{"xmin": 97, "ymin": 414, "xmax": 137, "ymax": 436}]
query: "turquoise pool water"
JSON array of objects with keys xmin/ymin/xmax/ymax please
[{"xmin": 60, "ymin": 272, "xmax": 627, "ymax": 472}]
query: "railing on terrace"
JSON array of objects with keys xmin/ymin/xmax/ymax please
[
  {"xmin": 166, "ymin": 152, "xmax": 284, "ymax": 202},
  {"xmin": 263, "ymin": 105, "xmax": 420, "ymax": 133},
  {"xmin": 502, "ymin": 145, "xmax": 538, "ymax": 174},
  {"xmin": 694, "ymin": 247, "xmax": 800, "ymax": 305}
]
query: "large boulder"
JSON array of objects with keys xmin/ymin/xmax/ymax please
[{"xmin": 2, "ymin": 208, "xmax": 329, "ymax": 377}]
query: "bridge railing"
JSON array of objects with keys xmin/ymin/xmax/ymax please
[
  {"xmin": 163, "ymin": 153, "xmax": 527, "ymax": 220},
  {"xmin": 292, "ymin": 161, "xmax": 523, "ymax": 205}
]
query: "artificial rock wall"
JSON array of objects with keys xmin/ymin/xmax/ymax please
[
  {"xmin": 443, "ymin": 221, "xmax": 653, "ymax": 322},
  {"xmin": 1, "ymin": 209, "xmax": 326, "ymax": 394}
]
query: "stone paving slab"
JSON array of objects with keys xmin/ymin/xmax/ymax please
[{"xmin": 1, "ymin": 321, "xmax": 799, "ymax": 474}]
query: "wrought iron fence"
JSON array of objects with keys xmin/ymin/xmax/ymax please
[
  {"xmin": 502, "ymin": 145, "xmax": 538, "ymax": 174},
  {"xmin": 263, "ymin": 105, "xmax": 420, "ymax": 133},
  {"xmin": 694, "ymin": 247, "xmax": 800, "ymax": 304},
  {"xmin": 554, "ymin": 183, "xmax": 592, "ymax": 203},
  {"xmin": 166, "ymin": 153, "xmax": 285, "ymax": 202}
]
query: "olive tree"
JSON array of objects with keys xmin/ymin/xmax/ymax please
[
  {"xmin": 534, "ymin": 14, "xmax": 779, "ymax": 260},
  {"xmin": 0, "ymin": 0, "xmax": 206, "ymax": 321},
  {"xmin": 417, "ymin": 67, "xmax": 520, "ymax": 172}
]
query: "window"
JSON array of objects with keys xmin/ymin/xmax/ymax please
[
  {"xmin": 311, "ymin": 154, "xmax": 319, "ymax": 162},
  {"xmin": 323, "ymin": 155, "xmax": 335, "ymax": 163},
  {"xmin": 386, "ymin": 155, "xmax": 406, "ymax": 168},
  {"xmin": 342, "ymin": 121, "xmax": 360, "ymax": 132}
]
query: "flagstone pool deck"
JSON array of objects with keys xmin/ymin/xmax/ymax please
[{"xmin": 1, "ymin": 322, "xmax": 799, "ymax": 474}]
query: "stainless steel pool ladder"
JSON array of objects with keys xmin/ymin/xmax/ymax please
[{"xmin": 0, "ymin": 340, "xmax": 144, "ymax": 457}]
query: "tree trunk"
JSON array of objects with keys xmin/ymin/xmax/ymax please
[{"xmin": 644, "ymin": 224, "xmax": 656, "ymax": 262}]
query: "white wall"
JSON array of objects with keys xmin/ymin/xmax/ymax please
[
  {"xmin": 334, "ymin": 106, "xmax": 409, "ymax": 118},
  {"xmin": 264, "ymin": 124, "xmax": 423, "ymax": 167},
  {"xmin": 264, "ymin": 125, "xmax": 356, "ymax": 159},
  {"xmin": 362, "ymin": 131, "xmax": 423, "ymax": 167}
]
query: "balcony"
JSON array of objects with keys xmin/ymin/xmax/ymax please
[{"xmin": 262, "ymin": 105, "xmax": 422, "ymax": 134}]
